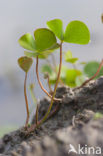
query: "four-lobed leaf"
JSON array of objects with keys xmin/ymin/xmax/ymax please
[
  {"xmin": 47, "ymin": 19, "xmax": 64, "ymax": 40},
  {"xmin": 64, "ymin": 20, "xmax": 90, "ymax": 44},
  {"xmin": 18, "ymin": 33, "xmax": 36, "ymax": 51},
  {"xmin": 18, "ymin": 56, "xmax": 33, "ymax": 73}
]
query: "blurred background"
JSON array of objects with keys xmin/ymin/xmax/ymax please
[{"xmin": 0, "ymin": 0, "xmax": 103, "ymax": 135}]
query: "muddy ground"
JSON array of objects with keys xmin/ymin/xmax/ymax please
[{"xmin": 0, "ymin": 77, "xmax": 103, "ymax": 156}]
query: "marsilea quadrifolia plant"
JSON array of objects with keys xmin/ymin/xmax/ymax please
[{"xmin": 18, "ymin": 19, "xmax": 90, "ymax": 133}]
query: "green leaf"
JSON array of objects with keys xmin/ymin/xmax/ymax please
[
  {"xmin": 18, "ymin": 33, "xmax": 36, "ymax": 51},
  {"xmin": 65, "ymin": 69, "xmax": 82, "ymax": 87},
  {"xmin": 47, "ymin": 19, "xmax": 64, "ymax": 40},
  {"xmin": 64, "ymin": 51, "xmax": 78, "ymax": 63},
  {"xmin": 18, "ymin": 56, "xmax": 33, "ymax": 73},
  {"xmin": 41, "ymin": 64, "xmax": 53, "ymax": 75},
  {"xmin": 64, "ymin": 21, "xmax": 90, "ymax": 44},
  {"xmin": 34, "ymin": 28, "xmax": 57, "ymax": 52},
  {"xmin": 24, "ymin": 51, "xmax": 38, "ymax": 58},
  {"xmin": 48, "ymin": 43, "xmax": 60, "ymax": 50},
  {"xmin": 24, "ymin": 51, "xmax": 51, "ymax": 59},
  {"xmin": 84, "ymin": 61, "xmax": 103, "ymax": 79},
  {"xmin": 67, "ymin": 58, "xmax": 78, "ymax": 64}
]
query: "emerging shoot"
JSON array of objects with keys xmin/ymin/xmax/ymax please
[
  {"xmin": 18, "ymin": 19, "xmax": 90, "ymax": 133},
  {"xmin": 18, "ymin": 56, "xmax": 33, "ymax": 127}
]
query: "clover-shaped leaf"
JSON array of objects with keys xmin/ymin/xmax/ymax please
[
  {"xmin": 19, "ymin": 30, "xmax": 59, "ymax": 60},
  {"xmin": 47, "ymin": 19, "xmax": 64, "ymax": 40},
  {"xmin": 18, "ymin": 33, "xmax": 36, "ymax": 51},
  {"xmin": 64, "ymin": 51, "xmax": 78, "ymax": 64},
  {"xmin": 34, "ymin": 28, "xmax": 57, "ymax": 52},
  {"xmin": 64, "ymin": 21, "xmax": 90, "ymax": 44},
  {"xmin": 18, "ymin": 56, "xmax": 33, "ymax": 73}
]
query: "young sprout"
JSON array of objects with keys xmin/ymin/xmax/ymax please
[
  {"xmin": 18, "ymin": 19, "xmax": 90, "ymax": 133},
  {"xmin": 64, "ymin": 50, "xmax": 84, "ymax": 86},
  {"xmin": 18, "ymin": 56, "xmax": 33, "ymax": 128},
  {"xmin": 27, "ymin": 19, "xmax": 90, "ymax": 133}
]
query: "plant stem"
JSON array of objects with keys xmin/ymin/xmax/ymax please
[
  {"xmin": 27, "ymin": 42, "xmax": 63, "ymax": 133},
  {"xmin": 36, "ymin": 56, "xmax": 61, "ymax": 102},
  {"xmin": 24, "ymin": 73, "xmax": 29, "ymax": 128},
  {"xmin": 38, "ymin": 42, "xmax": 62, "ymax": 125},
  {"xmin": 74, "ymin": 59, "xmax": 103, "ymax": 90},
  {"xmin": 47, "ymin": 103, "xmax": 61, "ymax": 120}
]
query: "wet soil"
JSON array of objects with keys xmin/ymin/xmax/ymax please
[{"xmin": 0, "ymin": 77, "xmax": 103, "ymax": 156}]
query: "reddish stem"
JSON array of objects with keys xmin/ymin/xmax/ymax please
[
  {"xmin": 24, "ymin": 73, "xmax": 29, "ymax": 128},
  {"xmin": 75, "ymin": 59, "xmax": 103, "ymax": 90},
  {"xmin": 36, "ymin": 56, "xmax": 61, "ymax": 101}
]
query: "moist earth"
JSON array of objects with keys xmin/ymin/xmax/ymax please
[{"xmin": 0, "ymin": 77, "xmax": 103, "ymax": 156}]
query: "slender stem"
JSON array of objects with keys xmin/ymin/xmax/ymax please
[
  {"xmin": 36, "ymin": 56, "xmax": 61, "ymax": 102},
  {"xmin": 27, "ymin": 42, "xmax": 63, "ymax": 133},
  {"xmin": 47, "ymin": 104, "xmax": 61, "ymax": 119},
  {"xmin": 74, "ymin": 59, "xmax": 103, "ymax": 90},
  {"xmin": 38, "ymin": 42, "xmax": 62, "ymax": 125},
  {"xmin": 24, "ymin": 73, "xmax": 29, "ymax": 128}
]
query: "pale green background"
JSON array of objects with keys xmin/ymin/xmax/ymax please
[{"xmin": 0, "ymin": 0, "xmax": 103, "ymax": 129}]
